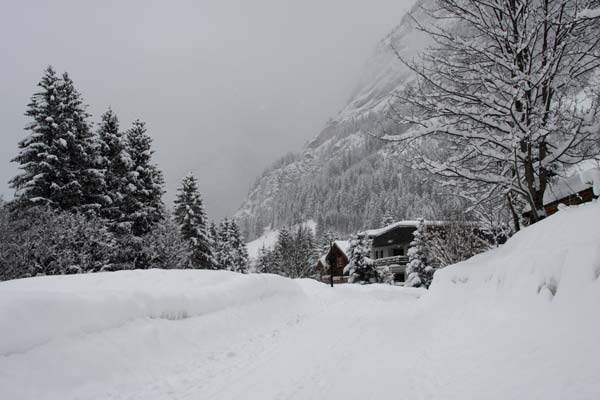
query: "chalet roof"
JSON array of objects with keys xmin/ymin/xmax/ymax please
[
  {"xmin": 524, "ymin": 167, "xmax": 600, "ymax": 211},
  {"xmin": 362, "ymin": 220, "xmax": 446, "ymax": 238},
  {"xmin": 362, "ymin": 220, "xmax": 421, "ymax": 238},
  {"xmin": 333, "ymin": 240, "xmax": 351, "ymax": 258},
  {"xmin": 371, "ymin": 225, "xmax": 416, "ymax": 247},
  {"xmin": 545, "ymin": 168, "xmax": 600, "ymax": 204}
]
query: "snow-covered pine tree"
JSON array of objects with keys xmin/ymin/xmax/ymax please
[
  {"xmin": 174, "ymin": 173, "xmax": 213, "ymax": 269},
  {"xmin": 228, "ymin": 219, "xmax": 248, "ymax": 273},
  {"xmin": 96, "ymin": 108, "xmax": 133, "ymax": 228},
  {"xmin": 208, "ymin": 221, "xmax": 220, "ymax": 269},
  {"xmin": 10, "ymin": 66, "xmax": 102, "ymax": 212},
  {"xmin": 380, "ymin": 214, "xmax": 395, "ymax": 228},
  {"xmin": 255, "ymin": 245, "xmax": 274, "ymax": 274},
  {"xmin": 59, "ymin": 72, "xmax": 104, "ymax": 213},
  {"xmin": 213, "ymin": 219, "xmax": 225, "ymax": 269},
  {"xmin": 214, "ymin": 218, "xmax": 240, "ymax": 271},
  {"xmin": 273, "ymin": 226, "xmax": 293, "ymax": 276},
  {"xmin": 318, "ymin": 230, "xmax": 336, "ymax": 256},
  {"xmin": 124, "ymin": 119, "xmax": 165, "ymax": 235},
  {"xmin": 287, "ymin": 224, "xmax": 318, "ymax": 278},
  {"xmin": 406, "ymin": 219, "xmax": 434, "ymax": 288},
  {"xmin": 344, "ymin": 233, "xmax": 377, "ymax": 284}
]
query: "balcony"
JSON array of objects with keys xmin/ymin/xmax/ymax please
[{"xmin": 372, "ymin": 256, "xmax": 409, "ymax": 268}]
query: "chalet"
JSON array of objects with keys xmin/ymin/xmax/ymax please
[
  {"xmin": 365, "ymin": 221, "xmax": 421, "ymax": 283},
  {"xmin": 524, "ymin": 167, "xmax": 599, "ymax": 219},
  {"xmin": 317, "ymin": 240, "xmax": 351, "ymax": 284},
  {"xmin": 317, "ymin": 221, "xmax": 426, "ymax": 284}
]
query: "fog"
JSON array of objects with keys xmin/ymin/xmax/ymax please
[{"xmin": 0, "ymin": 0, "xmax": 414, "ymax": 219}]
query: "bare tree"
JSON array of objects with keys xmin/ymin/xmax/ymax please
[
  {"xmin": 386, "ymin": 0, "xmax": 600, "ymax": 227},
  {"xmin": 426, "ymin": 213, "xmax": 493, "ymax": 268}
]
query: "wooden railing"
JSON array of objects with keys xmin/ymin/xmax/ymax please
[{"xmin": 373, "ymin": 256, "xmax": 409, "ymax": 267}]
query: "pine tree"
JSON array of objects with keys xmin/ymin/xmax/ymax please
[
  {"xmin": 60, "ymin": 72, "xmax": 104, "ymax": 213},
  {"xmin": 124, "ymin": 120, "xmax": 165, "ymax": 235},
  {"xmin": 380, "ymin": 214, "xmax": 395, "ymax": 228},
  {"xmin": 10, "ymin": 66, "xmax": 102, "ymax": 212},
  {"xmin": 228, "ymin": 219, "xmax": 248, "ymax": 273},
  {"xmin": 214, "ymin": 218, "xmax": 248, "ymax": 273},
  {"xmin": 96, "ymin": 108, "xmax": 133, "ymax": 228},
  {"xmin": 208, "ymin": 221, "xmax": 220, "ymax": 269},
  {"xmin": 344, "ymin": 233, "xmax": 378, "ymax": 283},
  {"xmin": 319, "ymin": 230, "xmax": 336, "ymax": 256},
  {"xmin": 273, "ymin": 226, "xmax": 293, "ymax": 276},
  {"xmin": 174, "ymin": 173, "xmax": 213, "ymax": 269},
  {"xmin": 406, "ymin": 219, "xmax": 434, "ymax": 288},
  {"xmin": 289, "ymin": 224, "xmax": 318, "ymax": 278},
  {"xmin": 255, "ymin": 245, "xmax": 273, "ymax": 274}
]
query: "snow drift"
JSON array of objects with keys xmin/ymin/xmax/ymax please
[
  {"xmin": 429, "ymin": 201, "xmax": 600, "ymax": 308},
  {"xmin": 0, "ymin": 269, "xmax": 302, "ymax": 356},
  {"xmin": 414, "ymin": 201, "xmax": 600, "ymax": 400}
]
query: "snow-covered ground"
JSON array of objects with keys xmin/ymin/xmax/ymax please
[{"xmin": 1, "ymin": 203, "xmax": 599, "ymax": 399}]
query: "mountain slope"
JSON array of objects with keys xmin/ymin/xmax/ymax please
[{"xmin": 235, "ymin": 0, "xmax": 441, "ymax": 240}]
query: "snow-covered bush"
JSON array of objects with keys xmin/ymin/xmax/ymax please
[
  {"xmin": 111, "ymin": 216, "xmax": 191, "ymax": 271},
  {"xmin": 0, "ymin": 207, "xmax": 114, "ymax": 280}
]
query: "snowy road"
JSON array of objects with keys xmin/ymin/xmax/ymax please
[
  {"xmin": 1, "ymin": 277, "xmax": 429, "ymax": 400},
  {"xmin": 2, "ymin": 274, "xmax": 598, "ymax": 400}
]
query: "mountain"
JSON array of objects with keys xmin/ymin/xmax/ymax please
[{"xmin": 235, "ymin": 0, "xmax": 445, "ymax": 241}]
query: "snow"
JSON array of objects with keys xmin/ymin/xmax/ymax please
[
  {"xmin": 524, "ymin": 167, "xmax": 600, "ymax": 212},
  {"xmin": 0, "ymin": 270, "xmax": 301, "ymax": 356},
  {"xmin": 1, "ymin": 202, "xmax": 600, "ymax": 399},
  {"xmin": 362, "ymin": 219, "xmax": 421, "ymax": 237},
  {"xmin": 580, "ymin": 167, "xmax": 600, "ymax": 196},
  {"xmin": 245, "ymin": 226, "xmax": 279, "ymax": 260},
  {"xmin": 544, "ymin": 167, "xmax": 600, "ymax": 203},
  {"xmin": 333, "ymin": 239, "xmax": 351, "ymax": 257}
]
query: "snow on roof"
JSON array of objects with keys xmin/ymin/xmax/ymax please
[
  {"xmin": 362, "ymin": 220, "xmax": 421, "ymax": 237},
  {"xmin": 544, "ymin": 168, "xmax": 599, "ymax": 204},
  {"xmin": 360, "ymin": 219, "xmax": 452, "ymax": 238},
  {"xmin": 333, "ymin": 240, "xmax": 351, "ymax": 257},
  {"xmin": 523, "ymin": 167, "xmax": 600, "ymax": 212}
]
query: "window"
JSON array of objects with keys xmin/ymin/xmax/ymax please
[
  {"xmin": 394, "ymin": 271, "xmax": 405, "ymax": 282},
  {"xmin": 392, "ymin": 247, "xmax": 404, "ymax": 256}
]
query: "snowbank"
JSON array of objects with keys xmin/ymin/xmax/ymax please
[
  {"xmin": 412, "ymin": 202, "xmax": 600, "ymax": 399},
  {"xmin": 429, "ymin": 201, "xmax": 600, "ymax": 309},
  {"xmin": 0, "ymin": 269, "xmax": 303, "ymax": 356}
]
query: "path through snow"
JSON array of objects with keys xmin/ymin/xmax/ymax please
[{"xmin": 2, "ymin": 276, "xmax": 597, "ymax": 400}]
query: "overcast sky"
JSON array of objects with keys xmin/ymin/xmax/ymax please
[{"xmin": 0, "ymin": 0, "xmax": 414, "ymax": 219}]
